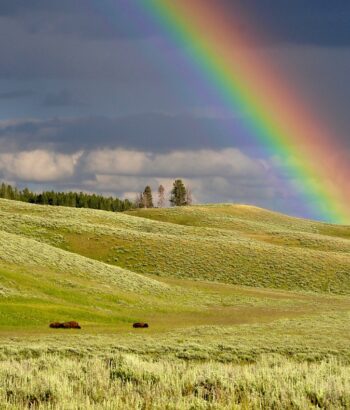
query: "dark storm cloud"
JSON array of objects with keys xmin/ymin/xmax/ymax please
[
  {"xmin": 0, "ymin": 13, "xmax": 161, "ymax": 81},
  {"xmin": 1, "ymin": 0, "xmax": 350, "ymax": 45},
  {"xmin": 0, "ymin": 114, "xmax": 254, "ymax": 153},
  {"xmin": 0, "ymin": 111, "xmax": 349, "ymax": 155},
  {"xmin": 0, "ymin": 1, "xmax": 349, "ymax": 82},
  {"xmin": 222, "ymin": 1, "xmax": 350, "ymax": 46},
  {"xmin": 0, "ymin": 90, "xmax": 34, "ymax": 99},
  {"xmin": 0, "ymin": 0, "xmax": 153, "ymax": 40},
  {"xmin": 43, "ymin": 90, "xmax": 86, "ymax": 107}
]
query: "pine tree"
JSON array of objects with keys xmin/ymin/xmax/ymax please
[
  {"xmin": 21, "ymin": 187, "xmax": 31, "ymax": 202},
  {"xmin": 0, "ymin": 183, "xmax": 6, "ymax": 198},
  {"xmin": 157, "ymin": 184, "xmax": 165, "ymax": 208},
  {"xmin": 6, "ymin": 184, "xmax": 14, "ymax": 200},
  {"xmin": 170, "ymin": 179, "xmax": 187, "ymax": 207},
  {"xmin": 143, "ymin": 186, "xmax": 153, "ymax": 208}
]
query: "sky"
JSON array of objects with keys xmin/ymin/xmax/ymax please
[{"xmin": 0, "ymin": 0, "xmax": 349, "ymax": 218}]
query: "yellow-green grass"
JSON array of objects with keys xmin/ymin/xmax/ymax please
[
  {"xmin": 0, "ymin": 354, "xmax": 349, "ymax": 409},
  {"xmin": 0, "ymin": 310, "xmax": 349, "ymax": 363},
  {"xmin": 2, "ymin": 252, "xmax": 346, "ymax": 334},
  {"xmin": 0, "ymin": 199, "xmax": 348, "ymax": 356},
  {"xmin": 1, "ymin": 199, "xmax": 349, "ymax": 294},
  {"xmin": 127, "ymin": 204, "xmax": 350, "ymax": 238},
  {"xmin": 0, "ymin": 199, "xmax": 350, "ymax": 407},
  {"xmin": 0, "ymin": 211, "xmax": 348, "ymax": 357}
]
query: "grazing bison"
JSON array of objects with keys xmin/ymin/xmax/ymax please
[
  {"xmin": 49, "ymin": 321, "xmax": 81, "ymax": 329},
  {"xmin": 62, "ymin": 321, "xmax": 81, "ymax": 329},
  {"xmin": 49, "ymin": 322, "xmax": 63, "ymax": 329},
  {"xmin": 133, "ymin": 322, "xmax": 149, "ymax": 328}
]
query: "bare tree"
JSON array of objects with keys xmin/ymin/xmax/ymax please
[
  {"xmin": 135, "ymin": 193, "xmax": 144, "ymax": 208},
  {"xmin": 157, "ymin": 184, "xmax": 166, "ymax": 208},
  {"xmin": 186, "ymin": 186, "xmax": 193, "ymax": 206}
]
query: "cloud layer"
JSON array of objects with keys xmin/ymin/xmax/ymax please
[
  {"xmin": 0, "ymin": 150, "xmax": 81, "ymax": 182},
  {"xmin": 0, "ymin": 115, "xmax": 254, "ymax": 153},
  {"xmin": 0, "ymin": 146, "xmax": 276, "ymax": 205}
]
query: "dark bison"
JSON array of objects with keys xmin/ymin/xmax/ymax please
[
  {"xmin": 49, "ymin": 322, "xmax": 63, "ymax": 329},
  {"xmin": 63, "ymin": 321, "xmax": 81, "ymax": 329},
  {"xmin": 133, "ymin": 322, "xmax": 149, "ymax": 328},
  {"xmin": 49, "ymin": 321, "xmax": 81, "ymax": 329}
]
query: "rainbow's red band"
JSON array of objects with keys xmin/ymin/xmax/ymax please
[{"xmin": 144, "ymin": 0, "xmax": 349, "ymax": 224}]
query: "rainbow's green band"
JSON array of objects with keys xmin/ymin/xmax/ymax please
[{"xmin": 142, "ymin": 0, "xmax": 349, "ymax": 224}]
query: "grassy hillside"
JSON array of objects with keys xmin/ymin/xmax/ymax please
[
  {"xmin": 0, "ymin": 198, "xmax": 348, "ymax": 332},
  {"xmin": 1, "ymin": 199, "xmax": 349, "ymax": 294},
  {"xmin": 0, "ymin": 199, "xmax": 349, "ymax": 407},
  {"xmin": 2, "ymin": 226, "xmax": 347, "ymax": 332}
]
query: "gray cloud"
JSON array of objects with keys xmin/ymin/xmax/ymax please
[
  {"xmin": 0, "ymin": 109, "xmax": 348, "ymax": 160},
  {"xmin": 0, "ymin": 15, "xmax": 159, "ymax": 81},
  {"xmin": 0, "ymin": 114, "xmax": 254, "ymax": 153},
  {"xmin": 0, "ymin": 146, "xmax": 274, "ymax": 204},
  {"xmin": 83, "ymin": 148, "xmax": 265, "ymax": 178},
  {"xmin": 1, "ymin": 1, "xmax": 350, "ymax": 45},
  {"xmin": 1, "ymin": 1, "xmax": 350, "ymax": 83},
  {"xmin": 0, "ymin": 1, "xmax": 155, "ymax": 41},
  {"xmin": 0, "ymin": 90, "xmax": 34, "ymax": 99},
  {"xmin": 81, "ymin": 147, "xmax": 274, "ymax": 206},
  {"xmin": 43, "ymin": 90, "xmax": 86, "ymax": 107},
  {"xmin": 0, "ymin": 0, "xmax": 82, "ymax": 16},
  {"xmin": 0, "ymin": 150, "xmax": 81, "ymax": 182},
  {"xmin": 0, "ymin": 143, "xmax": 318, "ymax": 218}
]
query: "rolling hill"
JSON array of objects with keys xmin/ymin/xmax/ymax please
[
  {"xmin": 0, "ymin": 199, "xmax": 349, "ymax": 297},
  {"xmin": 0, "ymin": 198, "xmax": 348, "ymax": 332},
  {"xmin": 0, "ymin": 199, "xmax": 349, "ymax": 407}
]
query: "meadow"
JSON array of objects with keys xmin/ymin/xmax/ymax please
[
  {"xmin": 1, "ymin": 353, "xmax": 349, "ymax": 409},
  {"xmin": 0, "ymin": 199, "xmax": 349, "ymax": 408}
]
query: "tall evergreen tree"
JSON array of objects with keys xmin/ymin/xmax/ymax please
[
  {"xmin": 143, "ymin": 186, "xmax": 153, "ymax": 208},
  {"xmin": 157, "ymin": 184, "xmax": 165, "ymax": 208},
  {"xmin": 170, "ymin": 179, "xmax": 187, "ymax": 207},
  {"xmin": 0, "ymin": 183, "xmax": 6, "ymax": 198}
]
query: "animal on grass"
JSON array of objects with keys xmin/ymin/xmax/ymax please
[
  {"xmin": 49, "ymin": 322, "xmax": 63, "ymax": 329},
  {"xmin": 133, "ymin": 322, "xmax": 149, "ymax": 328},
  {"xmin": 49, "ymin": 321, "xmax": 81, "ymax": 329}
]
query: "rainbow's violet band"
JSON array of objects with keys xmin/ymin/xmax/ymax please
[{"xmin": 142, "ymin": 0, "xmax": 350, "ymax": 224}]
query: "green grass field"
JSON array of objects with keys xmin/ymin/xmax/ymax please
[{"xmin": 0, "ymin": 199, "xmax": 349, "ymax": 408}]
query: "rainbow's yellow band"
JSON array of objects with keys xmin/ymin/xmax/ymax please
[{"xmin": 143, "ymin": 0, "xmax": 349, "ymax": 224}]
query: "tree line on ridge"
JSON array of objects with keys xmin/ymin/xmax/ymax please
[
  {"xmin": 0, "ymin": 182, "xmax": 133, "ymax": 212},
  {"xmin": 0, "ymin": 179, "xmax": 192, "ymax": 212}
]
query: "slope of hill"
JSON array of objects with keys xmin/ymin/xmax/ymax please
[
  {"xmin": 0, "ymin": 199, "xmax": 349, "ymax": 408},
  {"xmin": 0, "ymin": 198, "xmax": 348, "ymax": 329},
  {"xmin": 2, "ymin": 224, "xmax": 347, "ymax": 332},
  {"xmin": 0, "ymin": 198, "xmax": 349, "ymax": 332},
  {"xmin": 127, "ymin": 204, "xmax": 350, "ymax": 239},
  {"xmin": 0, "ymin": 199, "xmax": 349, "ymax": 294}
]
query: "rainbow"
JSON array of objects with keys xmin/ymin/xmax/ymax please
[{"xmin": 142, "ymin": 0, "xmax": 350, "ymax": 224}]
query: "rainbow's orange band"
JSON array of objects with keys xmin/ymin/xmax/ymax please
[{"xmin": 144, "ymin": 0, "xmax": 349, "ymax": 224}]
